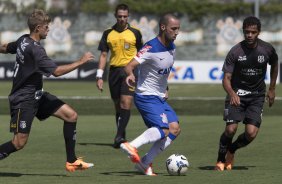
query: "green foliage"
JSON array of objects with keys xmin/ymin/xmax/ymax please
[
  {"xmin": 80, "ymin": 0, "xmax": 112, "ymax": 14},
  {"xmin": 2, "ymin": 0, "xmax": 282, "ymax": 18}
]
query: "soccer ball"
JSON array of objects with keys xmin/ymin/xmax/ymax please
[{"xmin": 166, "ymin": 154, "xmax": 189, "ymax": 176}]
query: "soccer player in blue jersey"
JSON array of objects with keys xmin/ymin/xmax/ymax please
[
  {"xmin": 0, "ymin": 9, "xmax": 94, "ymax": 172},
  {"xmin": 120, "ymin": 13, "xmax": 181, "ymax": 176}
]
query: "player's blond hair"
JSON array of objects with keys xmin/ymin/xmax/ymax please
[{"xmin": 27, "ymin": 9, "xmax": 51, "ymax": 32}]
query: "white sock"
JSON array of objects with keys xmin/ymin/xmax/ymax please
[
  {"xmin": 130, "ymin": 127, "xmax": 162, "ymax": 149},
  {"xmin": 142, "ymin": 136, "xmax": 173, "ymax": 166}
]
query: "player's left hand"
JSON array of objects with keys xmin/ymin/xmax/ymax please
[
  {"xmin": 266, "ymin": 89, "xmax": 275, "ymax": 107},
  {"xmin": 164, "ymin": 90, "xmax": 169, "ymax": 100},
  {"xmin": 126, "ymin": 74, "xmax": 135, "ymax": 88}
]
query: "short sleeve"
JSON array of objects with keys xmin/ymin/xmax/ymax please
[
  {"xmin": 98, "ymin": 30, "xmax": 110, "ymax": 52},
  {"xmin": 222, "ymin": 50, "xmax": 235, "ymax": 73},
  {"xmin": 134, "ymin": 44, "xmax": 152, "ymax": 64},
  {"xmin": 33, "ymin": 46, "xmax": 57, "ymax": 77},
  {"xmin": 268, "ymin": 46, "xmax": 278, "ymax": 65}
]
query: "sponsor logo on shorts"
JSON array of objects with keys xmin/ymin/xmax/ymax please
[
  {"xmin": 10, "ymin": 123, "xmax": 17, "ymax": 128},
  {"xmin": 226, "ymin": 119, "xmax": 234, "ymax": 123}
]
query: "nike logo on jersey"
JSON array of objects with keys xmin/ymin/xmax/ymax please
[
  {"xmin": 157, "ymin": 57, "xmax": 165, "ymax": 61},
  {"xmin": 80, "ymin": 69, "xmax": 97, "ymax": 78}
]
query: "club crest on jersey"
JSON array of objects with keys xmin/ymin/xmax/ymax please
[
  {"xmin": 160, "ymin": 113, "xmax": 168, "ymax": 124},
  {"xmin": 257, "ymin": 55, "xmax": 265, "ymax": 63},
  {"xmin": 136, "ymin": 45, "xmax": 152, "ymax": 58}
]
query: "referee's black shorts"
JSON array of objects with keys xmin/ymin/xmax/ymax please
[{"xmin": 108, "ymin": 66, "xmax": 135, "ymax": 100}]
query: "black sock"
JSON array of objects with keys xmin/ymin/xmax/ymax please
[
  {"xmin": 229, "ymin": 133, "xmax": 251, "ymax": 154},
  {"xmin": 0, "ymin": 141, "xmax": 17, "ymax": 160},
  {"xmin": 63, "ymin": 122, "xmax": 77, "ymax": 163},
  {"xmin": 115, "ymin": 109, "xmax": 130, "ymax": 140},
  {"xmin": 217, "ymin": 133, "xmax": 232, "ymax": 162}
]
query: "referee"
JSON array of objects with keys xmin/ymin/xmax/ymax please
[{"xmin": 96, "ymin": 4, "xmax": 143, "ymax": 148}]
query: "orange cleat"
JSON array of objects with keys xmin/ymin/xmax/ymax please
[
  {"xmin": 214, "ymin": 161, "xmax": 225, "ymax": 171},
  {"xmin": 66, "ymin": 157, "xmax": 94, "ymax": 172},
  {"xmin": 120, "ymin": 142, "xmax": 140, "ymax": 163},
  {"xmin": 135, "ymin": 162, "xmax": 157, "ymax": 176},
  {"xmin": 225, "ymin": 151, "xmax": 234, "ymax": 170}
]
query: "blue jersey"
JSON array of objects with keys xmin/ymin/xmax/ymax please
[
  {"xmin": 133, "ymin": 37, "xmax": 178, "ymax": 128},
  {"xmin": 134, "ymin": 37, "xmax": 176, "ymax": 98}
]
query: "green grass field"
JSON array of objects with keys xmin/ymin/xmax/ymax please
[
  {"xmin": 1, "ymin": 81, "xmax": 281, "ymax": 115},
  {"xmin": 0, "ymin": 115, "xmax": 282, "ymax": 184},
  {"xmin": 0, "ymin": 81, "xmax": 282, "ymax": 183}
]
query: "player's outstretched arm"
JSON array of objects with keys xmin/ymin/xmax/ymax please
[
  {"xmin": 53, "ymin": 52, "xmax": 95, "ymax": 77},
  {"xmin": 0, "ymin": 44, "xmax": 8, "ymax": 53}
]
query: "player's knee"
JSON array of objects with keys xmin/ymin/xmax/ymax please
[
  {"xmin": 169, "ymin": 122, "xmax": 181, "ymax": 136},
  {"xmin": 120, "ymin": 100, "xmax": 132, "ymax": 109},
  {"xmin": 245, "ymin": 130, "xmax": 258, "ymax": 141},
  {"xmin": 225, "ymin": 126, "xmax": 237, "ymax": 137},
  {"xmin": 67, "ymin": 111, "xmax": 78, "ymax": 122}
]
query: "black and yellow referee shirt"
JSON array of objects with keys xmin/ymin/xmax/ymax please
[{"xmin": 98, "ymin": 23, "xmax": 143, "ymax": 67}]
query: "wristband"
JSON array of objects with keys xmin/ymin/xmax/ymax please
[{"xmin": 96, "ymin": 69, "xmax": 104, "ymax": 78}]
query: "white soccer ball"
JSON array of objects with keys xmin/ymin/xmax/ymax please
[{"xmin": 166, "ymin": 154, "xmax": 189, "ymax": 176}]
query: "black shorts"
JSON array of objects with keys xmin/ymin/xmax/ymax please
[
  {"xmin": 223, "ymin": 95, "xmax": 265, "ymax": 128},
  {"xmin": 10, "ymin": 92, "xmax": 65, "ymax": 133},
  {"xmin": 108, "ymin": 66, "xmax": 135, "ymax": 100}
]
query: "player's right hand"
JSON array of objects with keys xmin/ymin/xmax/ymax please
[
  {"xmin": 126, "ymin": 75, "xmax": 135, "ymax": 88},
  {"xmin": 96, "ymin": 79, "xmax": 103, "ymax": 92},
  {"xmin": 81, "ymin": 52, "xmax": 95, "ymax": 63},
  {"xmin": 230, "ymin": 93, "xmax": 240, "ymax": 106}
]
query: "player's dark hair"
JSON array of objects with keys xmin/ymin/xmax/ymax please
[
  {"xmin": 115, "ymin": 3, "xmax": 129, "ymax": 14},
  {"xmin": 159, "ymin": 13, "xmax": 178, "ymax": 27},
  {"xmin": 243, "ymin": 16, "xmax": 261, "ymax": 32},
  {"xmin": 27, "ymin": 9, "xmax": 51, "ymax": 32}
]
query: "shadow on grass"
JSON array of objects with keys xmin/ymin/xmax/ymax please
[
  {"xmin": 100, "ymin": 171, "xmax": 168, "ymax": 176},
  {"xmin": 100, "ymin": 170, "xmax": 143, "ymax": 176},
  {"xmin": 198, "ymin": 165, "xmax": 255, "ymax": 170},
  {"xmin": 0, "ymin": 172, "xmax": 70, "ymax": 177},
  {"xmin": 78, "ymin": 142, "xmax": 113, "ymax": 147}
]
